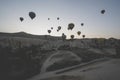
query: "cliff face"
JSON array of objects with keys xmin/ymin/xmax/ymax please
[
  {"xmin": 0, "ymin": 32, "xmax": 62, "ymax": 48},
  {"xmin": 0, "ymin": 32, "xmax": 120, "ymax": 55},
  {"xmin": 0, "ymin": 32, "xmax": 120, "ymax": 80}
]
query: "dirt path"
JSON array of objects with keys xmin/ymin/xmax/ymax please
[{"xmin": 40, "ymin": 50, "xmax": 81, "ymax": 74}]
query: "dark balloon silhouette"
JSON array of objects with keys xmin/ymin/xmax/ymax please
[
  {"xmin": 71, "ymin": 35, "xmax": 74, "ymax": 39},
  {"xmin": 57, "ymin": 17, "xmax": 60, "ymax": 20},
  {"xmin": 81, "ymin": 23, "xmax": 84, "ymax": 26},
  {"xmin": 101, "ymin": 10, "xmax": 105, "ymax": 14},
  {"xmin": 20, "ymin": 17, "xmax": 24, "ymax": 22},
  {"xmin": 48, "ymin": 30, "xmax": 51, "ymax": 34},
  {"xmin": 82, "ymin": 35, "xmax": 85, "ymax": 38},
  {"xmin": 68, "ymin": 23, "xmax": 75, "ymax": 30},
  {"xmin": 62, "ymin": 33, "xmax": 66, "ymax": 41},
  {"xmin": 51, "ymin": 27, "xmax": 53, "ymax": 30},
  {"xmin": 29, "ymin": 12, "xmax": 36, "ymax": 20},
  {"xmin": 58, "ymin": 26, "xmax": 61, "ymax": 31},
  {"xmin": 48, "ymin": 18, "xmax": 50, "ymax": 20},
  {"xmin": 77, "ymin": 31, "xmax": 81, "ymax": 36}
]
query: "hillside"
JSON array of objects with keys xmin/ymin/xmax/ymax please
[
  {"xmin": 0, "ymin": 31, "xmax": 62, "ymax": 40},
  {"xmin": 0, "ymin": 32, "xmax": 62, "ymax": 48},
  {"xmin": 0, "ymin": 32, "xmax": 120, "ymax": 53},
  {"xmin": 0, "ymin": 32, "xmax": 120, "ymax": 80}
]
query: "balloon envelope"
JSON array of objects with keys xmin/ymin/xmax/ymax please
[
  {"xmin": 101, "ymin": 10, "xmax": 105, "ymax": 14},
  {"xmin": 58, "ymin": 26, "xmax": 61, "ymax": 30},
  {"xmin": 62, "ymin": 33, "xmax": 66, "ymax": 40},
  {"xmin": 82, "ymin": 35, "xmax": 85, "ymax": 38},
  {"xmin": 51, "ymin": 27, "xmax": 53, "ymax": 30},
  {"xmin": 29, "ymin": 12, "xmax": 36, "ymax": 19},
  {"xmin": 71, "ymin": 35, "xmax": 74, "ymax": 39},
  {"xmin": 57, "ymin": 30, "xmax": 59, "ymax": 32},
  {"xmin": 48, "ymin": 30, "xmax": 51, "ymax": 34},
  {"xmin": 77, "ymin": 31, "xmax": 81, "ymax": 35},
  {"xmin": 48, "ymin": 18, "xmax": 50, "ymax": 20},
  {"xmin": 68, "ymin": 23, "xmax": 75, "ymax": 30},
  {"xmin": 20, "ymin": 17, "xmax": 24, "ymax": 22},
  {"xmin": 81, "ymin": 23, "xmax": 84, "ymax": 26},
  {"xmin": 57, "ymin": 17, "xmax": 59, "ymax": 20}
]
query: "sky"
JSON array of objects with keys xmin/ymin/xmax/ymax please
[{"xmin": 0, "ymin": 0, "xmax": 120, "ymax": 39}]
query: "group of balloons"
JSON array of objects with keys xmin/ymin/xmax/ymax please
[
  {"xmin": 19, "ymin": 12, "xmax": 36, "ymax": 22},
  {"xmin": 47, "ymin": 17, "xmax": 61, "ymax": 34},
  {"xmin": 19, "ymin": 9, "xmax": 106, "ymax": 39},
  {"xmin": 48, "ymin": 17, "xmax": 60, "ymax": 20},
  {"xmin": 48, "ymin": 26, "xmax": 62, "ymax": 34},
  {"xmin": 67, "ymin": 23, "xmax": 84, "ymax": 39}
]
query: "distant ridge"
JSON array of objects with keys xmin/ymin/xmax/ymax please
[
  {"xmin": 0, "ymin": 31, "xmax": 62, "ymax": 40},
  {"xmin": 0, "ymin": 32, "xmax": 119, "ymax": 40},
  {"xmin": 0, "ymin": 31, "xmax": 38, "ymax": 38}
]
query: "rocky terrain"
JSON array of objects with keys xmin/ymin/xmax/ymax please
[{"xmin": 0, "ymin": 32, "xmax": 120, "ymax": 80}]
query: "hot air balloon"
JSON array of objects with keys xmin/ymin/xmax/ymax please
[
  {"xmin": 68, "ymin": 23, "xmax": 75, "ymax": 30},
  {"xmin": 82, "ymin": 35, "xmax": 85, "ymax": 38},
  {"xmin": 62, "ymin": 33, "xmax": 66, "ymax": 41},
  {"xmin": 29, "ymin": 12, "xmax": 36, "ymax": 20},
  {"xmin": 20, "ymin": 17, "xmax": 24, "ymax": 22},
  {"xmin": 77, "ymin": 31, "xmax": 81, "ymax": 36},
  {"xmin": 101, "ymin": 10, "xmax": 105, "ymax": 14},
  {"xmin": 48, "ymin": 30, "xmax": 51, "ymax": 34},
  {"xmin": 57, "ymin": 17, "xmax": 59, "ymax": 20},
  {"xmin": 71, "ymin": 35, "xmax": 74, "ymax": 40},
  {"xmin": 48, "ymin": 18, "xmax": 50, "ymax": 20},
  {"xmin": 81, "ymin": 23, "xmax": 84, "ymax": 26},
  {"xmin": 51, "ymin": 27, "xmax": 53, "ymax": 30},
  {"xmin": 57, "ymin": 29, "xmax": 59, "ymax": 32},
  {"xmin": 58, "ymin": 26, "xmax": 61, "ymax": 31}
]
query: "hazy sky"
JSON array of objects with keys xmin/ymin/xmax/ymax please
[{"xmin": 0, "ymin": 0, "xmax": 120, "ymax": 39}]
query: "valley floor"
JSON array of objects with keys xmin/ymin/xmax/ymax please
[{"xmin": 28, "ymin": 58, "xmax": 120, "ymax": 80}]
